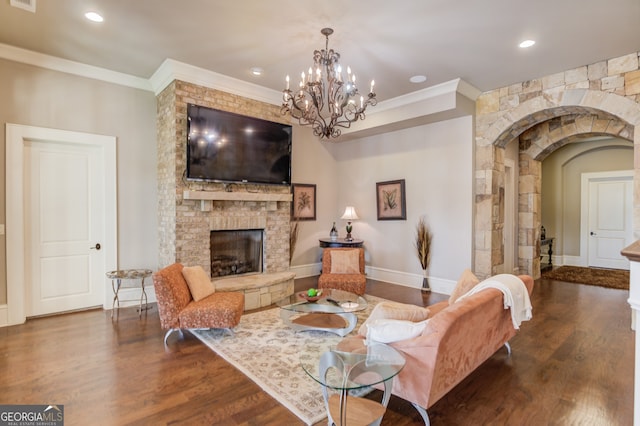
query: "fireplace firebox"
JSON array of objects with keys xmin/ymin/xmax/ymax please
[{"xmin": 210, "ymin": 229, "xmax": 264, "ymax": 278}]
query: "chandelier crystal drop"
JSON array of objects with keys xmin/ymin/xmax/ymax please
[{"xmin": 281, "ymin": 28, "xmax": 377, "ymax": 140}]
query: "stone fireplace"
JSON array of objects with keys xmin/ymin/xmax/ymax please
[{"xmin": 156, "ymin": 79, "xmax": 293, "ymax": 278}]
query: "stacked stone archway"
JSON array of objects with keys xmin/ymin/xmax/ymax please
[{"xmin": 475, "ymin": 54, "xmax": 640, "ymax": 279}]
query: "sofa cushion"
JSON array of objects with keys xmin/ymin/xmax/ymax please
[
  {"xmin": 182, "ymin": 265, "xmax": 216, "ymax": 302},
  {"xmin": 358, "ymin": 301, "xmax": 430, "ymax": 336},
  {"xmin": 330, "ymin": 249, "xmax": 360, "ymax": 274},
  {"xmin": 449, "ymin": 269, "xmax": 480, "ymax": 304},
  {"xmin": 365, "ymin": 318, "xmax": 430, "ymax": 344}
]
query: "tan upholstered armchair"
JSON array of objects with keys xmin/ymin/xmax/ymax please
[
  {"xmin": 318, "ymin": 247, "xmax": 366, "ymax": 295},
  {"xmin": 153, "ymin": 263, "xmax": 245, "ymax": 345}
]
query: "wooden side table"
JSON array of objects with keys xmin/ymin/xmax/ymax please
[
  {"xmin": 319, "ymin": 238, "xmax": 364, "ymax": 248},
  {"xmin": 106, "ymin": 269, "xmax": 153, "ymax": 318}
]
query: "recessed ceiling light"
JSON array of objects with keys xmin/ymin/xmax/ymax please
[
  {"xmin": 410, "ymin": 75, "xmax": 427, "ymax": 84},
  {"xmin": 84, "ymin": 11, "xmax": 104, "ymax": 22},
  {"xmin": 519, "ymin": 40, "xmax": 535, "ymax": 48},
  {"xmin": 250, "ymin": 67, "xmax": 263, "ymax": 76}
]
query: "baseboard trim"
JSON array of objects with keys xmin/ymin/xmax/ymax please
[
  {"xmin": 289, "ymin": 263, "xmax": 321, "ymax": 279},
  {"xmin": 0, "ymin": 304, "xmax": 7, "ymax": 327},
  {"xmin": 560, "ymin": 255, "xmax": 586, "ymax": 267},
  {"xmin": 290, "ymin": 263, "xmax": 460, "ymax": 295},
  {"xmin": 104, "ymin": 287, "xmax": 157, "ymax": 310},
  {"xmin": 365, "ymin": 266, "xmax": 455, "ymax": 295}
]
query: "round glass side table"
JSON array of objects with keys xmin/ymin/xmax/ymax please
[{"xmin": 300, "ymin": 341, "xmax": 405, "ymax": 426}]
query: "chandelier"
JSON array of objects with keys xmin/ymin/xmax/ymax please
[{"xmin": 281, "ymin": 28, "xmax": 377, "ymax": 139}]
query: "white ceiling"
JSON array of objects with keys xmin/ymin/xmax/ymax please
[{"xmin": 1, "ymin": 0, "xmax": 639, "ymax": 101}]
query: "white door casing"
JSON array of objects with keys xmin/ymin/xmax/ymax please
[
  {"xmin": 6, "ymin": 124, "xmax": 117, "ymax": 325},
  {"xmin": 580, "ymin": 170, "xmax": 633, "ymax": 270}
]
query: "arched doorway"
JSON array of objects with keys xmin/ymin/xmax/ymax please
[{"xmin": 474, "ymin": 89, "xmax": 640, "ymax": 279}]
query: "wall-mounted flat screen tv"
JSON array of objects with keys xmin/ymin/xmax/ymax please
[{"xmin": 186, "ymin": 104, "xmax": 292, "ymax": 185}]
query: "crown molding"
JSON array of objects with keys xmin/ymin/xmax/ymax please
[
  {"xmin": 0, "ymin": 42, "xmax": 481, "ymax": 130},
  {"xmin": 0, "ymin": 43, "xmax": 152, "ymax": 91},
  {"xmin": 335, "ymin": 78, "xmax": 479, "ymax": 141},
  {"xmin": 149, "ymin": 58, "xmax": 283, "ymax": 105}
]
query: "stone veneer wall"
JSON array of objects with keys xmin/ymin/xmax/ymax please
[
  {"xmin": 157, "ymin": 80, "xmax": 291, "ymax": 274},
  {"xmin": 475, "ymin": 51, "xmax": 640, "ymax": 279}
]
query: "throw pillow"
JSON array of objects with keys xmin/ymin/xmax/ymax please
[
  {"xmin": 449, "ymin": 269, "xmax": 480, "ymax": 304},
  {"xmin": 358, "ymin": 301, "xmax": 431, "ymax": 336},
  {"xmin": 181, "ymin": 265, "xmax": 215, "ymax": 302},
  {"xmin": 330, "ymin": 249, "xmax": 360, "ymax": 274},
  {"xmin": 365, "ymin": 318, "xmax": 430, "ymax": 344}
]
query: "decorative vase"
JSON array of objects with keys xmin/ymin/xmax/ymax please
[
  {"xmin": 330, "ymin": 222, "xmax": 338, "ymax": 241},
  {"xmin": 421, "ymin": 269, "xmax": 431, "ymax": 292}
]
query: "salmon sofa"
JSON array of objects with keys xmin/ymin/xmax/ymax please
[{"xmin": 341, "ymin": 274, "xmax": 534, "ymax": 425}]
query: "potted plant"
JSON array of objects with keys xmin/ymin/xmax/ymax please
[{"xmin": 415, "ymin": 217, "xmax": 433, "ymax": 291}]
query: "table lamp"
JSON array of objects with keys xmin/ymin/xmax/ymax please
[{"xmin": 341, "ymin": 206, "xmax": 359, "ymax": 241}]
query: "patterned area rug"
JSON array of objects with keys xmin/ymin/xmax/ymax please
[
  {"xmin": 541, "ymin": 265, "xmax": 629, "ymax": 290},
  {"xmin": 191, "ymin": 295, "xmax": 383, "ymax": 425}
]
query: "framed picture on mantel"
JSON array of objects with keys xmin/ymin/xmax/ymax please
[
  {"xmin": 376, "ymin": 179, "xmax": 406, "ymax": 220},
  {"xmin": 291, "ymin": 183, "xmax": 316, "ymax": 221}
]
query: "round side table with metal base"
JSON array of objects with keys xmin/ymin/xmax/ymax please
[{"xmin": 106, "ymin": 269, "xmax": 153, "ymax": 318}]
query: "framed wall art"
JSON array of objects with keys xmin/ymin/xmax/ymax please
[
  {"xmin": 376, "ymin": 179, "xmax": 406, "ymax": 220},
  {"xmin": 291, "ymin": 183, "xmax": 316, "ymax": 221}
]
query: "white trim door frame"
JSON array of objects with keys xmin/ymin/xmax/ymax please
[{"xmin": 6, "ymin": 124, "xmax": 117, "ymax": 326}]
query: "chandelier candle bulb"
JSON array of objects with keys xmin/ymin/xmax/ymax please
[
  {"xmin": 286, "ymin": 75, "xmax": 289, "ymax": 90},
  {"xmin": 370, "ymin": 80, "xmax": 374, "ymax": 94}
]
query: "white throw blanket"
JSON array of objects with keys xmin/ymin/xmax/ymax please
[{"xmin": 458, "ymin": 274, "xmax": 532, "ymax": 329}]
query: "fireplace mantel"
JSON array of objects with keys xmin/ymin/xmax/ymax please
[
  {"xmin": 183, "ymin": 190, "xmax": 292, "ymax": 211},
  {"xmin": 183, "ymin": 190, "xmax": 292, "ymax": 202}
]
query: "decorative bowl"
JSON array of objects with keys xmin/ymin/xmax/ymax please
[{"xmin": 298, "ymin": 291, "xmax": 323, "ymax": 303}]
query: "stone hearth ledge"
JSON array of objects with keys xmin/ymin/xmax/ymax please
[{"xmin": 214, "ymin": 271, "xmax": 296, "ymax": 311}]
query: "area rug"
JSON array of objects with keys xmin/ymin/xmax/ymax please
[
  {"xmin": 191, "ymin": 295, "xmax": 384, "ymax": 425},
  {"xmin": 541, "ymin": 265, "xmax": 629, "ymax": 290}
]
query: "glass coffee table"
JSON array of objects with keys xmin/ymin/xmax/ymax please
[
  {"xmin": 277, "ymin": 289, "xmax": 367, "ymax": 336},
  {"xmin": 300, "ymin": 341, "xmax": 405, "ymax": 426}
]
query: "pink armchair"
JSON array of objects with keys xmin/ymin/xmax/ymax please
[
  {"xmin": 153, "ymin": 263, "xmax": 244, "ymax": 345},
  {"xmin": 318, "ymin": 247, "xmax": 366, "ymax": 296}
]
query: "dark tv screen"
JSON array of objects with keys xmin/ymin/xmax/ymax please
[{"xmin": 186, "ymin": 104, "xmax": 292, "ymax": 185}]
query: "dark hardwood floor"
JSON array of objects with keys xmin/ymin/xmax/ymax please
[{"xmin": 0, "ymin": 276, "xmax": 633, "ymax": 425}]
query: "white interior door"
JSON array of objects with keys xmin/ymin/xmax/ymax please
[
  {"xmin": 25, "ymin": 141, "xmax": 105, "ymax": 315},
  {"xmin": 585, "ymin": 172, "xmax": 633, "ymax": 270},
  {"xmin": 6, "ymin": 124, "xmax": 117, "ymax": 324}
]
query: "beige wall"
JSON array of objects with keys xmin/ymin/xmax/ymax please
[
  {"xmin": 291, "ymin": 115, "xmax": 474, "ymax": 284},
  {"xmin": 0, "ymin": 58, "xmax": 158, "ymax": 304},
  {"xmin": 541, "ymin": 138, "xmax": 633, "ymax": 257},
  {"xmin": 289, "ymin": 125, "xmax": 341, "ymax": 266}
]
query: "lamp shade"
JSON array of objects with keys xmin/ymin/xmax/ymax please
[{"xmin": 341, "ymin": 206, "xmax": 359, "ymax": 221}]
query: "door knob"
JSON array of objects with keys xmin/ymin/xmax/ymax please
[
  {"xmin": 590, "ymin": 231, "xmax": 596, "ymax": 236},
  {"xmin": 90, "ymin": 243, "xmax": 101, "ymax": 250}
]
